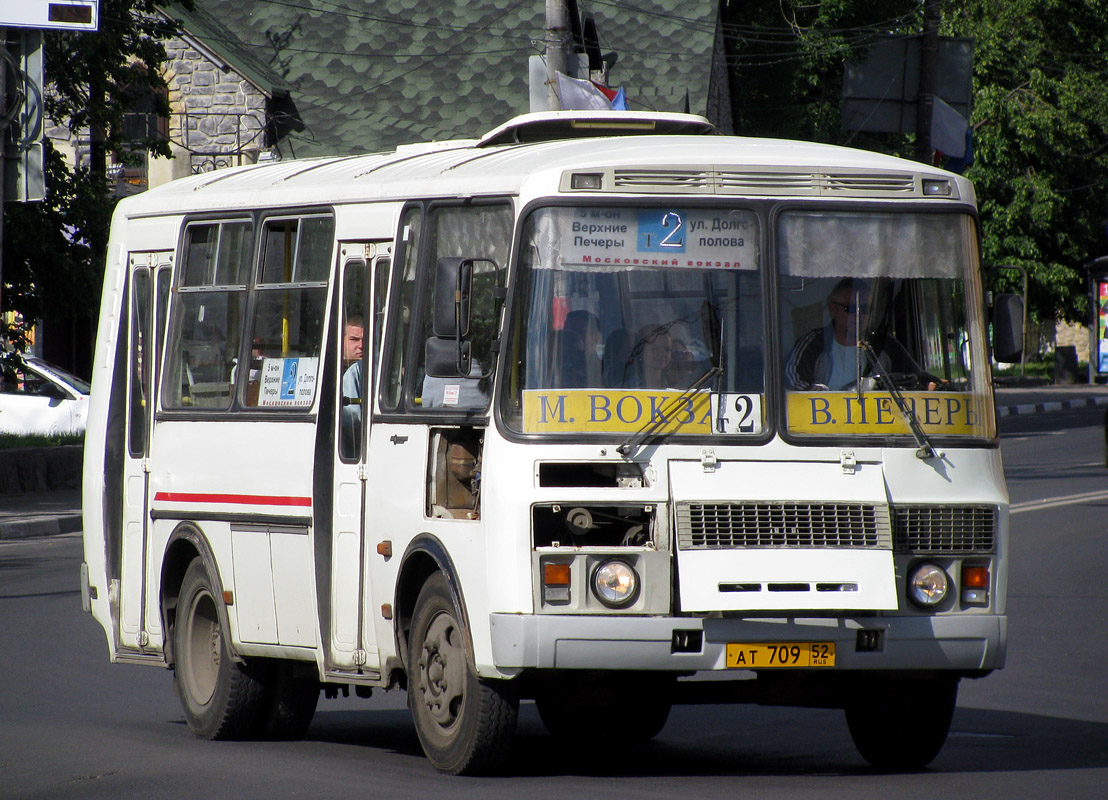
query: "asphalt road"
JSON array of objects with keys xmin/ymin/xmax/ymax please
[{"xmin": 1, "ymin": 407, "xmax": 1106, "ymax": 799}]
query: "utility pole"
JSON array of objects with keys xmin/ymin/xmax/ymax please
[
  {"xmin": 545, "ymin": 0, "xmax": 568, "ymax": 110},
  {"xmin": 915, "ymin": 0, "xmax": 941, "ymax": 163}
]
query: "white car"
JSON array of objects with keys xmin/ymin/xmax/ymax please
[{"xmin": 0, "ymin": 356, "xmax": 91, "ymax": 436}]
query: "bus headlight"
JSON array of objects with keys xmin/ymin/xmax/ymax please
[
  {"xmin": 592, "ymin": 559, "xmax": 639, "ymax": 607},
  {"xmin": 907, "ymin": 562, "xmax": 949, "ymax": 608}
]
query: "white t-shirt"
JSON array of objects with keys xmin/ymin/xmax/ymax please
[{"xmin": 826, "ymin": 338, "xmax": 860, "ymax": 390}]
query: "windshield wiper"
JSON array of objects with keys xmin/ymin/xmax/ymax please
[
  {"xmin": 858, "ymin": 342, "xmax": 938, "ymax": 460},
  {"xmin": 617, "ymin": 365, "xmax": 722, "ymax": 458}
]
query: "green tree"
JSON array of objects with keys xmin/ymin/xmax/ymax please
[
  {"xmin": 947, "ymin": 0, "xmax": 1108, "ymax": 324},
  {"xmin": 721, "ymin": 0, "xmax": 1108, "ymax": 326},
  {"xmin": 2, "ymin": 0, "xmax": 187, "ymax": 374}
]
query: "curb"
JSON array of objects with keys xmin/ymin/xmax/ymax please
[
  {"xmin": 0, "ymin": 512, "xmax": 83, "ymax": 541},
  {"xmin": 997, "ymin": 395, "xmax": 1108, "ymax": 417}
]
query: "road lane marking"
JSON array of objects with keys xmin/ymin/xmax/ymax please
[{"xmin": 1011, "ymin": 489, "xmax": 1108, "ymax": 514}]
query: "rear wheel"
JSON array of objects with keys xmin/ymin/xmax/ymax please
[
  {"xmin": 845, "ymin": 675, "xmax": 959, "ymax": 770},
  {"xmin": 407, "ymin": 573, "xmax": 518, "ymax": 775},
  {"xmin": 173, "ymin": 559, "xmax": 267, "ymax": 739},
  {"xmin": 262, "ymin": 660, "xmax": 319, "ymax": 740}
]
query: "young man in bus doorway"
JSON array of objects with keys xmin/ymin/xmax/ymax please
[
  {"xmin": 340, "ymin": 316, "xmax": 365, "ymax": 454},
  {"xmin": 342, "ymin": 316, "xmax": 365, "ymax": 399}
]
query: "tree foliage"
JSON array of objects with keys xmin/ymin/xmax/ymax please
[
  {"xmin": 949, "ymin": 0, "xmax": 1108, "ymax": 323},
  {"xmin": 722, "ymin": 0, "xmax": 1108, "ymax": 324},
  {"xmin": 2, "ymin": 0, "xmax": 187, "ymax": 359}
]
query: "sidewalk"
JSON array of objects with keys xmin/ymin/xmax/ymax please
[{"xmin": 3, "ymin": 384, "xmax": 1107, "ymax": 541}]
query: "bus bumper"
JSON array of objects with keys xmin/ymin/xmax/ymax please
[{"xmin": 488, "ymin": 613, "xmax": 1006, "ymax": 673}]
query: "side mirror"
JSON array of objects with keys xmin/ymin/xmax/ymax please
[
  {"xmin": 433, "ymin": 257, "xmax": 473, "ymax": 338},
  {"xmin": 425, "ymin": 336, "xmax": 472, "ymax": 378},
  {"xmin": 992, "ymin": 293, "xmax": 1024, "ymax": 363}
]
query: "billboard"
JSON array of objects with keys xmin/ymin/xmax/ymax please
[
  {"xmin": 842, "ymin": 35, "xmax": 973, "ymax": 135},
  {"xmin": 1, "ymin": 2, "xmax": 98, "ymax": 31}
]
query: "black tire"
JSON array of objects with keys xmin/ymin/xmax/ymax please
[
  {"xmin": 407, "ymin": 573, "xmax": 518, "ymax": 775},
  {"xmin": 535, "ymin": 675, "xmax": 673, "ymax": 742},
  {"xmin": 262, "ymin": 660, "xmax": 319, "ymax": 740},
  {"xmin": 173, "ymin": 559, "xmax": 267, "ymax": 740},
  {"xmin": 845, "ymin": 676, "xmax": 959, "ymax": 771}
]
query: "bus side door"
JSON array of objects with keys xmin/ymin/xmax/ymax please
[
  {"xmin": 328, "ymin": 244, "xmax": 389, "ymax": 673},
  {"xmin": 118, "ymin": 252, "xmax": 172, "ymax": 652}
]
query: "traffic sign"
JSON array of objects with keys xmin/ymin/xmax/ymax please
[{"xmin": 2, "ymin": 2, "xmax": 98, "ymax": 32}]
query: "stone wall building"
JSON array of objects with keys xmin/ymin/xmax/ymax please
[{"xmin": 155, "ymin": 38, "xmax": 272, "ymax": 184}]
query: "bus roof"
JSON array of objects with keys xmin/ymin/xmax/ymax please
[{"xmin": 118, "ymin": 113, "xmax": 973, "ymax": 218}]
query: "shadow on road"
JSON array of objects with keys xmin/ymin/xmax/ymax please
[{"xmin": 301, "ymin": 703, "xmax": 1108, "ymax": 777}]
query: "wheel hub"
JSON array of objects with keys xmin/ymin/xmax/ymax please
[{"xmin": 417, "ymin": 612, "xmax": 465, "ymax": 729}]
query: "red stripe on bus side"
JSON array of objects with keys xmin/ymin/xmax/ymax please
[{"xmin": 153, "ymin": 492, "xmax": 312, "ymax": 507}]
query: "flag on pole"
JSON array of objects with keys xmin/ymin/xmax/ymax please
[
  {"xmin": 556, "ymin": 72, "xmax": 628, "ymax": 111},
  {"xmin": 931, "ymin": 96, "xmax": 968, "ymax": 158}
]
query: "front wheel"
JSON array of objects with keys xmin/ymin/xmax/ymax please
[
  {"xmin": 173, "ymin": 559, "xmax": 267, "ymax": 739},
  {"xmin": 845, "ymin": 675, "xmax": 959, "ymax": 770},
  {"xmin": 407, "ymin": 573, "xmax": 518, "ymax": 775}
]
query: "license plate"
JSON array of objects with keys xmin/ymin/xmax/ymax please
[{"xmin": 726, "ymin": 642, "xmax": 836, "ymax": 668}]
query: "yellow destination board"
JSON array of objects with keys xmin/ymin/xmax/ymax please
[
  {"xmin": 786, "ymin": 391, "xmax": 989, "ymax": 436},
  {"xmin": 523, "ymin": 389, "xmax": 713, "ymax": 434}
]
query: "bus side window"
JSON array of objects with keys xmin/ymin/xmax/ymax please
[
  {"xmin": 339, "ymin": 260, "xmax": 368, "ymax": 461},
  {"xmin": 164, "ymin": 221, "xmax": 252, "ymax": 410},
  {"xmin": 382, "ymin": 208, "xmax": 421, "ymax": 411},
  {"xmin": 412, "ymin": 203, "xmax": 511, "ymax": 411},
  {"xmin": 243, "ymin": 216, "xmax": 333, "ymax": 409}
]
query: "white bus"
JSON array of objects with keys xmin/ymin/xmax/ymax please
[{"xmin": 82, "ymin": 111, "xmax": 1016, "ymax": 775}]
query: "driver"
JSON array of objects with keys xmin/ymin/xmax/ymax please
[{"xmin": 785, "ymin": 278, "xmax": 936, "ymax": 391}]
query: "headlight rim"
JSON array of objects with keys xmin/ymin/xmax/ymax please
[
  {"xmin": 907, "ymin": 561, "xmax": 950, "ymax": 609},
  {"xmin": 591, "ymin": 558, "xmax": 640, "ymax": 608}
]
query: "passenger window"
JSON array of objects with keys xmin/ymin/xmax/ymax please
[
  {"xmin": 245, "ymin": 216, "xmax": 333, "ymax": 408},
  {"xmin": 165, "ymin": 220, "xmax": 252, "ymax": 409}
]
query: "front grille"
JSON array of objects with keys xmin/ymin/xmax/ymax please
[
  {"xmin": 676, "ymin": 502, "xmax": 891, "ymax": 550},
  {"xmin": 893, "ymin": 505, "xmax": 997, "ymax": 553}
]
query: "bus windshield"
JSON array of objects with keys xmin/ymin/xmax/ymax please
[
  {"xmin": 778, "ymin": 210, "xmax": 995, "ymax": 440},
  {"xmin": 503, "ymin": 204, "xmax": 766, "ymax": 437}
]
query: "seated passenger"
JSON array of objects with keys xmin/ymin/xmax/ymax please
[{"xmin": 636, "ymin": 325, "xmax": 677, "ymax": 388}]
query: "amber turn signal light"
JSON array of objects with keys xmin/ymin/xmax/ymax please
[
  {"xmin": 543, "ymin": 563, "xmax": 571, "ymax": 586},
  {"xmin": 961, "ymin": 565, "xmax": 989, "ymax": 588}
]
